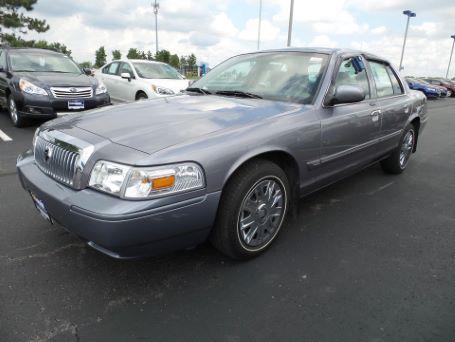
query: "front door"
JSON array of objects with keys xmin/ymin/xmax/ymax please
[{"xmin": 316, "ymin": 56, "xmax": 381, "ymax": 180}]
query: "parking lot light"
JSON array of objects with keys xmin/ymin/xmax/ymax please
[
  {"xmin": 446, "ymin": 35, "xmax": 455, "ymax": 78},
  {"xmin": 399, "ymin": 10, "xmax": 416, "ymax": 71},
  {"xmin": 153, "ymin": 0, "xmax": 159, "ymax": 54},
  {"xmin": 257, "ymin": 0, "xmax": 262, "ymax": 50},
  {"xmin": 287, "ymin": 0, "xmax": 294, "ymax": 47}
]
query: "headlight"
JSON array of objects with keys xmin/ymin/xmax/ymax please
[
  {"xmin": 151, "ymin": 84, "xmax": 175, "ymax": 95},
  {"xmin": 89, "ymin": 161, "xmax": 204, "ymax": 199},
  {"xmin": 19, "ymin": 79, "xmax": 48, "ymax": 96},
  {"xmin": 95, "ymin": 81, "xmax": 107, "ymax": 95}
]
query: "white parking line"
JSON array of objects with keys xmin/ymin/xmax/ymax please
[{"xmin": 0, "ymin": 129, "xmax": 12, "ymax": 142}]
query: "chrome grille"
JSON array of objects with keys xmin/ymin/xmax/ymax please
[
  {"xmin": 50, "ymin": 87, "xmax": 93, "ymax": 99},
  {"xmin": 34, "ymin": 136, "xmax": 79, "ymax": 186}
]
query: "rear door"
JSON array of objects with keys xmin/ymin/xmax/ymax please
[
  {"xmin": 367, "ymin": 60, "xmax": 410, "ymax": 153},
  {"xmin": 317, "ymin": 55, "xmax": 381, "ymax": 179}
]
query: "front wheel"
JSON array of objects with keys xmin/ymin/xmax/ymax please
[
  {"xmin": 381, "ymin": 125, "xmax": 416, "ymax": 174},
  {"xmin": 135, "ymin": 92, "xmax": 148, "ymax": 101},
  {"xmin": 210, "ymin": 159, "xmax": 290, "ymax": 260},
  {"xmin": 8, "ymin": 95, "xmax": 27, "ymax": 127}
]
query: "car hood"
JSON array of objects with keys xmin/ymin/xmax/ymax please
[
  {"xmin": 15, "ymin": 72, "xmax": 97, "ymax": 88},
  {"xmin": 52, "ymin": 94, "xmax": 302, "ymax": 154}
]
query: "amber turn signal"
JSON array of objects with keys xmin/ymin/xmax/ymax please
[{"xmin": 151, "ymin": 175, "xmax": 175, "ymax": 190}]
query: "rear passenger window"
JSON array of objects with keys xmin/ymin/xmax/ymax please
[
  {"xmin": 103, "ymin": 62, "xmax": 119, "ymax": 75},
  {"xmin": 369, "ymin": 61, "xmax": 394, "ymax": 97},
  {"xmin": 333, "ymin": 57, "xmax": 371, "ymax": 99}
]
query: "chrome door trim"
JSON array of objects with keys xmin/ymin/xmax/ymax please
[{"xmin": 307, "ymin": 130, "xmax": 402, "ymax": 168}]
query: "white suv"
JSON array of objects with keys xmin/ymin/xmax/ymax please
[{"xmin": 95, "ymin": 59, "xmax": 190, "ymax": 102}]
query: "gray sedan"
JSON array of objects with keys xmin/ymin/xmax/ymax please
[{"xmin": 17, "ymin": 48, "xmax": 428, "ymax": 260}]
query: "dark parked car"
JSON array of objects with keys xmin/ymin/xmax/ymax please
[
  {"xmin": 405, "ymin": 77, "xmax": 440, "ymax": 98},
  {"xmin": 422, "ymin": 77, "xmax": 455, "ymax": 97},
  {"xmin": 0, "ymin": 47, "xmax": 111, "ymax": 127},
  {"xmin": 17, "ymin": 48, "xmax": 428, "ymax": 260}
]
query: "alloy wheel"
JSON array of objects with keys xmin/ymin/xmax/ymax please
[
  {"xmin": 237, "ymin": 177, "xmax": 286, "ymax": 250},
  {"xmin": 9, "ymin": 98, "xmax": 18, "ymax": 124},
  {"xmin": 399, "ymin": 130, "xmax": 414, "ymax": 169}
]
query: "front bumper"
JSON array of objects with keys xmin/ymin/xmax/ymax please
[
  {"xmin": 16, "ymin": 92, "xmax": 111, "ymax": 119},
  {"xmin": 17, "ymin": 152, "xmax": 221, "ymax": 259}
]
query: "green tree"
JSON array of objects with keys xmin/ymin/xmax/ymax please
[
  {"xmin": 169, "ymin": 54, "xmax": 180, "ymax": 69},
  {"xmin": 155, "ymin": 49, "xmax": 170, "ymax": 64},
  {"xmin": 127, "ymin": 48, "xmax": 142, "ymax": 59},
  {"xmin": 179, "ymin": 56, "xmax": 187, "ymax": 67},
  {"xmin": 4, "ymin": 36, "xmax": 71, "ymax": 56},
  {"xmin": 79, "ymin": 61, "xmax": 92, "ymax": 69},
  {"xmin": 112, "ymin": 49, "xmax": 121, "ymax": 60},
  {"xmin": 146, "ymin": 50, "xmax": 153, "ymax": 60},
  {"xmin": 187, "ymin": 53, "xmax": 197, "ymax": 68},
  {"xmin": 0, "ymin": 0, "xmax": 49, "ymax": 44},
  {"xmin": 94, "ymin": 46, "xmax": 107, "ymax": 68}
]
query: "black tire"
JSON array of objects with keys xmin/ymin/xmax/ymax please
[
  {"xmin": 8, "ymin": 95, "xmax": 27, "ymax": 128},
  {"xmin": 210, "ymin": 159, "xmax": 291, "ymax": 260},
  {"xmin": 381, "ymin": 124, "xmax": 416, "ymax": 174},
  {"xmin": 136, "ymin": 92, "xmax": 148, "ymax": 101}
]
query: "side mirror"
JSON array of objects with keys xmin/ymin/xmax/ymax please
[
  {"xmin": 83, "ymin": 68, "xmax": 92, "ymax": 76},
  {"xmin": 121, "ymin": 72, "xmax": 132, "ymax": 81},
  {"xmin": 329, "ymin": 85, "xmax": 365, "ymax": 105}
]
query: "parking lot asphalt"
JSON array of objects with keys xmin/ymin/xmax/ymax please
[{"xmin": 1, "ymin": 99, "xmax": 455, "ymax": 342}]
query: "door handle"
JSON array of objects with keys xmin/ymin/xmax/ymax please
[
  {"xmin": 370, "ymin": 109, "xmax": 381, "ymax": 116},
  {"xmin": 370, "ymin": 109, "xmax": 381, "ymax": 123}
]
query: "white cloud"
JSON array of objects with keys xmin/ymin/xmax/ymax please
[
  {"xmin": 238, "ymin": 19, "xmax": 280, "ymax": 42},
  {"xmin": 371, "ymin": 26, "xmax": 387, "ymax": 35}
]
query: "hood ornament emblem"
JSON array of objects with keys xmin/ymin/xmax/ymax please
[
  {"xmin": 69, "ymin": 87, "xmax": 78, "ymax": 93},
  {"xmin": 44, "ymin": 146, "xmax": 53, "ymax": 162}
]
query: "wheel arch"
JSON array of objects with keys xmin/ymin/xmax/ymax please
[
  {"xmin": 135, "ymin": 90, "xmax": 148, "ymax": 100},
  {"xmin": 408, "ymin": 114, "xmax": 421, "ymax": 153},
  {"xmin": 221, "ymin": 148, "xmax": 301, "ymax": 216}
]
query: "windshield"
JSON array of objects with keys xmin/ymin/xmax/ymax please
[
  {"xmin": 191, "ymin": 52, "xmax": 329, "ymax": 104},
  {"xmin": 133, "ymin": 62, "xmax": 183, "ymax": 79},
  {"xmin": 9, "ymin": 51, "xmax": 82, "ymax": 73}
]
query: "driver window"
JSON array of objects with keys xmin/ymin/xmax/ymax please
[
  {"xmin": 119, "ymin": 62, "xmax": 134, "ymax": 78},
  {"xmin": 334, "ymin": 57, "xmax": 371, "ymax": 99}
]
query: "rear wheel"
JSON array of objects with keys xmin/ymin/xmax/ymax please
[
  {"xmin": 210, "ymin": 159, "xmax": 290, "ymax": 260},
  {"xmin": 8, "ymin": 95, "xmax": 27, "ymax": 127},
  {"xmin": 381, "ymin": 124, "xmax": 416, "ymax": 174}
]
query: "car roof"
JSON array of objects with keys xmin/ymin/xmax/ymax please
[
  {"xmin": 2, "ymin": 47, "xmax": 64, "ymax": 55},
  {"xmin": 120, "ymin": 59, "xmax": 164, "ymax": 64},
  {"xmin": 233, "ymin": 47, "xmax": 389, "ymax": 64}
]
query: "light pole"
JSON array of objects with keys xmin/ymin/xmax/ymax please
[
  {"xmin": 398, "ymin": 10, "xmax": 416, "ymax": 71},
  {"xmin": 153, "ymin": 0, "xmax": 159, "ymax": 55},
  {"xmin": 287, "ymin": 0, "xmax": 294, "ymax": 47},
  {"xmin": 257, "ymin": 0, "xmax": 262, "ymax": 50},
  {"xmin": 445, "ymin": 35, "xmax": 455, "ymax": 78}
]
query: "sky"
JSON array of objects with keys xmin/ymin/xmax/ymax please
[{"xmin": 23, "ymin": 0, "xmax": 455, "ymax": 77}]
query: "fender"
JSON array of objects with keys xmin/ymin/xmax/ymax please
[{"xmin": 222, "ymin": 145, "xmax": 299, "ymax": 188}]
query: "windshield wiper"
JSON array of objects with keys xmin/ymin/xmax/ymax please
[
  {"xmin": 186, "ymin": 87, "xmax": 211, "ymax": 95},
  {"xmin": 214, "ymin": 90, "xmax": 262, "ymax": 99}
]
